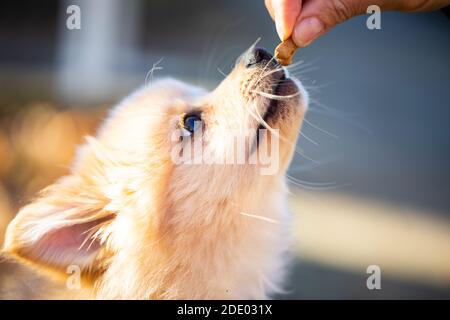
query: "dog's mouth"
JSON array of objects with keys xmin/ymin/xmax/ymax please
[
  {"xmin": 240, "ymin": 47, "xmax": 300, "ymax": 149},
  {"xmin": 262, "ymin": 72, "xmax": 284, "ymax": 124},
  {"xmin": 260, "ymin": 71, "xmax": 298, "ymax": 128},
  {"xmin": 254, "ymin": 71, "xmax": 299, "ymax": 149}
]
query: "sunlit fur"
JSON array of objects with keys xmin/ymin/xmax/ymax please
[{"xmin": 3, "ymin": 52, "xmax": 308, "ymax": 299}]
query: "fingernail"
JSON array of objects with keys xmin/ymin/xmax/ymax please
[
  {"xmin": 274, "ymin": 13, "xmax": 286, "ymax": 40},
  {"xmin": 293, "ymin": 17, "xmax": 324, "ymax": 47}
]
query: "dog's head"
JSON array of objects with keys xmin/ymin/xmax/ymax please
[{"xmin": 3, "ymin": 48, "xmax": 307, "ymax": 295}]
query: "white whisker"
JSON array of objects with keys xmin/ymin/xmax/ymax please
[
  {"xmin": 239, "ymin": 212, "xmax": 279, "ymax": 224},
  {"xmin": 144, "ymin": 57, "xmax": 164, "ymax": 87},
  {"xmin": 300, "ymin": 131, "xmax": 319, "ymax": 146},
  {"xmin": 286, "ymin": 174, "xmax": 350, "ymax": 191},
  {"xmin": 217, "ymin": 67, "xmax": 228, "ymax": 78},
  {"xmin": 303, "ymin": 118, "xmax": 339, "ymax": 139},
  {"xmin": 250, "ymin": 90, "xmax": 300, "ymax": 100}
]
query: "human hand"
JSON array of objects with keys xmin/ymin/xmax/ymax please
[{"xmin": 265, "ymin": 0, "xmax": 450, "ymax": 47}]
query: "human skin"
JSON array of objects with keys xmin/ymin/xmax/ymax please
[{"xmin": 265, "ymin": 0, "xmax": 450, "ymax": 47}]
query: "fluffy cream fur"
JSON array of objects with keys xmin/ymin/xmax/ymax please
[{"xmin": 3, "ymin": 51, "xmax": 308, "ymax": 299}]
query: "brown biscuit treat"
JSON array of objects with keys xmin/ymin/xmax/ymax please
[{"xmin": 274, "ymin": 38, "xmax": 298, "ymax": 66}]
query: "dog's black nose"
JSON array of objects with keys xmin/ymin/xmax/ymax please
[{"xmin": 244, "ymin": 48, "xmax": 273, "ymax": 67}]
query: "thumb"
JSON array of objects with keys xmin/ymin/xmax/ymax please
[
  {"xmin": 292, "ymin": 0, "xmax": 369, "ymax": 47},
  {"xmin": 272, "ymin": 0, "xmax": 302, "ymax": 40}
]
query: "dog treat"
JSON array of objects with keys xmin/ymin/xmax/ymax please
[{"xmin": 275, "ymin": 38, "xmax": 298, "ymax": 66}]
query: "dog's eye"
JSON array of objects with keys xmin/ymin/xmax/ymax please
[{"xmin": 182, "ymin": 113, "xmax": 202, "ymax": 134}]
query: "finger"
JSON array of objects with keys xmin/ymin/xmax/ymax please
[
  {"xmin": 272, "ymin": 0, "xmax": 302, "ymax": 40},
  {"xmin": 292, "ymin": 0, "xmax": 368, "ymax": 47},
  {"xmin": 265, "ymin": 0, "xmax": 275, "ymax": 20}
]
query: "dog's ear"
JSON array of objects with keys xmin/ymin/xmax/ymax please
[{"xmin": 3, "ymin": 174, "xmax": 115, "ymax": 277}]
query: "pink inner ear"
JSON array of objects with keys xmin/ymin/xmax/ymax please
[
  {"xmin": 29, "ymin": 217, "xmax": 113, "ymax": 269},
  {"xmin": 40, "ymin": 221, "xmax": 102, "ymax": 253}
]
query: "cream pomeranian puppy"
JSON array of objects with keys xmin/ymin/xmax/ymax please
[{"xmin": 2, "ymin": 47, "xmax": 307, "ymax": 299}]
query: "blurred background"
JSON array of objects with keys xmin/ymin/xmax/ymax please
[{"xmin": 0, "ymin": 0, "xmax": 449, "ymax": 299}]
